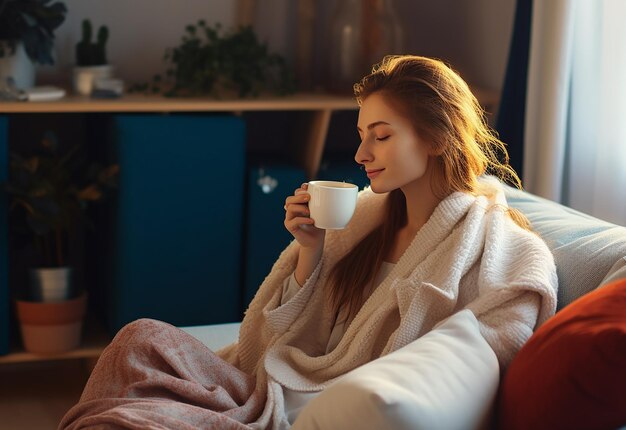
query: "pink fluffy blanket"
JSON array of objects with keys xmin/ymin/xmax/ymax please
[{"xmin": 59, "ymin": 319, "xmax": 265, "ymax": 429}]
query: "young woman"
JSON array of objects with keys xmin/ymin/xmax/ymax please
[{"xmin": 60, "ymin": 56, "xmax": 557, "ymax": 430}]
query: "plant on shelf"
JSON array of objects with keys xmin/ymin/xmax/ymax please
[
  {"xmin": 0, "ymin": 0, "xmax": 67, "ymax": 89},
  {"xmin": 73, "ymin": 19, "xmax": 113, "ymax": 95},
  {"xmin": 0, "ymin": 0, "xmax": 67, "ymax": 64},
  {"xmin": 129, "ymin": 21, "xmax": 296, "ymax": 98},
  {"xmin": 75, "ymin": 18, "xmax": 108, "ymax": 66},
  {"xmin": 4, "ymin": 131, "xmax": 119, "ymax": 301},
  {"xmin": 5, "ymin": 131, "xmax": 118, "ymax": 354}
]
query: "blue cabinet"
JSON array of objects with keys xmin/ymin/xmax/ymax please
[
  {"xmin": 0, "ymin": 102, "xmax": 361, "ymax": 356},
  {"xmin": 100, "ymin": 115, "xmax": 246, "ymax": 333},
  {"xmin": 243, "ymin": 165, "xmax": 306, "ymax": 310}
]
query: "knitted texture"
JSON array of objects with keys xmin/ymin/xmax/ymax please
[{"xmin": 218, "ymin": 176, "xmax": 558, "ymax": 429}]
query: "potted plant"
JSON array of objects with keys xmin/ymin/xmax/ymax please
[
  {"xmin": 72, "ymin": 19, "xmax": 112, "ymax": 95},
  {"xmin": 0, "ymin": 0, "xmax": 67, "ymax": 89},
  {"xmin": 129, "ymin": 21, "xmax": 295, "ymax": 98},
  {"xmin": 4, "ymin": 130, "xmax": 119, "ymax": 353}
]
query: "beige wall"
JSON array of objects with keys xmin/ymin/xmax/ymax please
[
  {"xmin": 38, "ymin": 0, "xmax": 515, "ymax": 93},
  {"xmin": 38, "ymin": 0, "xmax": 237, "ymax": 85},
  {"xmin": 397, "ymin": 0, "xmax": 516, "ymax": 91}
]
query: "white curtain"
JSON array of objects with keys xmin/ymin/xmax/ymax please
[{"xmin": 524, "ymin": 0, "xmax": 626, "ymax": 226}]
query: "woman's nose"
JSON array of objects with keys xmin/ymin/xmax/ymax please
[{"xmin": 354, "ymin": 140, "xmax": 372, "ymax": 165}]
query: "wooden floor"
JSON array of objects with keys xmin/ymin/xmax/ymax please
[{"xmin": 0, "ymin": 359, "xmax": 90, "ymax": 430}]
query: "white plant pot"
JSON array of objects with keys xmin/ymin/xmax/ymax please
[
  {"xmin": 73, "ymin": 64, "xmax": 113, "ymax": 95},
  {"xmin": 0, "ymin": 41, "xmax": 35, "ymax": 89},
  {"xmin": 28, "ymin": 267, "xmax": 75, "ymax": 302}
]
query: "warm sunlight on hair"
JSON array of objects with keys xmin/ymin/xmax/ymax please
[{"xmin": 354, "ymin": 55, "xmax": 523, "ymax": 196}]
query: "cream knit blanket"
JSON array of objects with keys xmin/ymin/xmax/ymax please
[{"xmin": 218, "ymin": 176, "xmax": 558, "ymax": 429}]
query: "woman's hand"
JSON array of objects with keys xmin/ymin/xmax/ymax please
[
  {"xmin": 284, "ymin": 183, "xmax": 325, "ymax": 251},
  {"xmin": 284, "ymin": 183, "xmax": 326, "ymax": 285}
]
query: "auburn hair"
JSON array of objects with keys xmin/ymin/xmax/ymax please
[{"xmin": 327, "ymin": 55, "xmax": 530, "ymax": 322}]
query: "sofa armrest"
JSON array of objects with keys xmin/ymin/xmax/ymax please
[{"xmin": 502, "ymin": 182, "xmax": 626, "ymax": 308}]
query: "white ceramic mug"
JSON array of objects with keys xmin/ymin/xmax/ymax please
[{"xmin": 307, "ymin": 180, "xmax": 358, "ymax": 229}]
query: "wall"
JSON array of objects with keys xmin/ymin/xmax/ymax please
[
  {"xmin": 311, "ymin": 0, "xmax": 516, "ymax": 92},
  {"xmin": 37, "ymin": 0, "xmax": 515, "ymax": 93},
  {"xmin": 38, "ymin": 0, "xmax": 236, "ymax": 86},
  {"xmin": 396, "ymin": 0, "xmax": 516, "ymax": 91}
]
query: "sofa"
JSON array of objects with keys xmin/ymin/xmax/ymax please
[{"xmin": 181, "ymin": 183, "xmax": 626, "ymax": 430}]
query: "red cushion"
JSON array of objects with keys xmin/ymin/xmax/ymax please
[{"xmin": 498, "ymin": 278, "xmax": 626, "ymax": 430}]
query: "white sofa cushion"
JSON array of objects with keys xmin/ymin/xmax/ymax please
[
  {"xmin": 291, "ymin": 309, "xmax": 499, "ymax": 430},
  {"xmin": 180, "ymin": 322, "xmax": 241, "ymax": 351},
  {"xmin": 601, "ymin": 256, "xmax": 626, "ymax": 287},
  {"xmin": 503, "ymin": 183, "xmax": 626, "ymax": 309}
]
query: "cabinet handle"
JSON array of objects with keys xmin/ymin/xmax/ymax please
[{"xmin": 256, "ymin": 169, "xmax": 278, "ymax": 194}]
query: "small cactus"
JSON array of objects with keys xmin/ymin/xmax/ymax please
[{"xmin": 76, "ymin": 19, "xmax": 109, "ymax": 66}]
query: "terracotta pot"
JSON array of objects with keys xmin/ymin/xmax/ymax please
[{"xmin": 15, "ymin": 292, "xmax": 87, "ymax": 354}]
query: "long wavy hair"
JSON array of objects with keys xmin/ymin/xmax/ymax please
[{"xmin": 326, "ymin": 55, "xmax": 529, "ymax": 322}]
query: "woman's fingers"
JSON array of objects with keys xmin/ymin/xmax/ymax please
[
  {"xmin": 284, "ymin": 216, "xmax": 314, "ymax": 233},
  {"xmin": 284, "ymin": 183, "xmax": 321, "ymax": 240},
  {"xmin": 284, "ymin": 199, "xmax": 309, "ymax": 213},
  {"xmin": 285, "ymin": 203, "xmax": 309, "ymax": 219},
  {"xmin": 285, "ymin": 190, "xmax": 309, "ymax": 205},
  {"xmin": 284, "ymin": 186, "xmax": 310, "ymax": 214}
]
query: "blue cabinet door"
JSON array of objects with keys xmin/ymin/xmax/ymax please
[
  {"xmin": 104, "ymin": 115, "xmax": 246, "ymax": 333},
  {"xmin": 243, "ymin": 165, "xmax": 306, "ymax": 310}
]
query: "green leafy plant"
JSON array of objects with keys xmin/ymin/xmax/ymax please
[
  {"xmin": 130, "ymin": 21, "xmax": 296, "ymax": 98},
  {"xmin": 0, "ymin": 0, "xmax": 68, "ymax": 65},
  {"xmin": 4, "ymin": 131, "xmax": 119, "ymax": 267},
  {"xmin": 75, "ymin": 19, "xmax": 108, "ymax": 66}
]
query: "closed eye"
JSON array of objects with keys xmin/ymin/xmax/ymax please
[{"xmin": 375, "ymin": 136, "xmax": 390, "ymax": 141}]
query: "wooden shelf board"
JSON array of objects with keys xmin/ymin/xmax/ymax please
[
  {"xmin": 0, "ymin": 92, "xmax": 359, "ymax": 113},
  {"xmin": 0, "ymin": 87, "xmax": 499, "ymax": 114},
  {"xmin": 0, "ymin": 316, "xmax": 111, "ymax": 365}
]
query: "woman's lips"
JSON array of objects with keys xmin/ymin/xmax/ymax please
[{"xmin": 366, "ymin": 168, "xmax": 384, "ymax": 179}]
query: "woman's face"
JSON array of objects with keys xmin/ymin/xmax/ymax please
[{"xmin": 355, "ymin": 92, "xmax": 432, "ymax": 194}]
